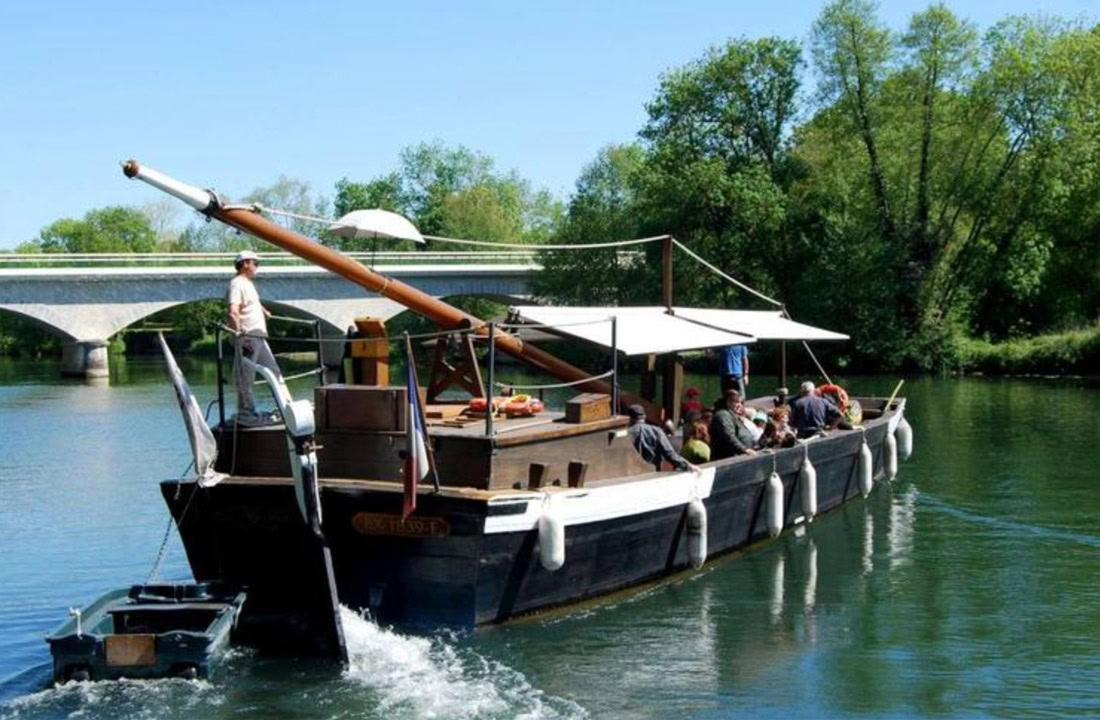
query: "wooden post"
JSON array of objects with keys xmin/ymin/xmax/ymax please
[
  {"xmin": 351, "ymin": 317, "xmax": 389, "ymax": 386},
  {"xmin": 662, "ymin": 354, "xmax": 684, "ymax": 426},
  {"xmin": 567, "ymin": 460, "xmax": 588, "ymax": 488},
  {"xmin": 640, "ymin": 354, "xmax": 657, "ymax": 402},
  {"xmin": 528, "ymin": 462, "xmax": 549, "ymax": 490}
]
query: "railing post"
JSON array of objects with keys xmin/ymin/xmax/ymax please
[
  {"xmin": 611, "ymin": 315, "xmax": 619, "ymax": 416},
  {"xmin": 216, "ymin": 325, "xmax": 226, "ymax": 427},
  {"xmin": 486, "ymin": 322, "xmax": 496, "ymax": 438},
  {"xmin": 313, "ymin": 320, "xmax": 325, "ymax": 385}
]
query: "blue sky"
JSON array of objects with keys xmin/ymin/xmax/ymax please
[{"xmin": 1, "ymin": 0, "xmax": 1095, "ymax": 248}]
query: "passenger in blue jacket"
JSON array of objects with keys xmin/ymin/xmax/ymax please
[{"xmin": 788, "ymin": 381, "xmax": 842, "ymax": 438}]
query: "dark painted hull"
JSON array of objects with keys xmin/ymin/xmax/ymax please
[{"xmin": 163, "ymin": 412, "xmax": 898, "ymax": 632}]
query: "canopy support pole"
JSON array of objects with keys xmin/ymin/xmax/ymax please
[
  {"xmin": 781, "ymin": 341, "xmax": 787, "ymax": 391},
  {"xmin": 662, "ymin": 236, "xmax": 674, "ymax": 309}
]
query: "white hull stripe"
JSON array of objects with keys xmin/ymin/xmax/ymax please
[{"xmin": 483, "ymin": 467, "xmax": 716, "ymax": 535}]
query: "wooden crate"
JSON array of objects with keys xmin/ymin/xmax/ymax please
[
  {"xmin": 316, "ymin": 385, "xmax": 406, "ymax": 432},
  {"xmin": 565, "ymin": 393, "xmax": 611, "ymax": 424}
]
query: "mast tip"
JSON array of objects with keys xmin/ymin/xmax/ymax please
[{"xmin": 122, "ymin": 159, "xmax": 140, "ymax": 178}]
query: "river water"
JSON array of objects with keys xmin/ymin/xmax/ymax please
[{"xmin": 2, "ymin": 357, "xmax": 1099, "ymax": 719}]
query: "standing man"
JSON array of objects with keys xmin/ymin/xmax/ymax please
[
  {"xmin": 718, "ymin": 344, "xmax": 750, "ymax": 396},
  {"xmin": 227, "ymin": 250, "xmax": 283, "ymax": 424}
]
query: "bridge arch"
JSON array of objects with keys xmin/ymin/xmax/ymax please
[{"xmin": 0, "ymin": 262, "xmax": 536, "ymax": 376}]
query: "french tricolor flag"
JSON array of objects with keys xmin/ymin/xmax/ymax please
[{"xmin": 403, "ymin": 359, "xmax": 431, "ymax": 521}]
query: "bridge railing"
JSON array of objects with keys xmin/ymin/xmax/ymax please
[{"xmin": 0, "ymin": 250, "xmax": 542, "ymax": 268}]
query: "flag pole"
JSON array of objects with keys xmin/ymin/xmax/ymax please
[{"xmin": 405, "ymin": 332, "xmax": 441, "ymax": 492}]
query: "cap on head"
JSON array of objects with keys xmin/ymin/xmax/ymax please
[
  {"xmin": 800, "ymin": 380, "xmax": 815, "ymax": 395},
  {"xmin": 685, "ymin": 387, "xmax": 700, "ymax": 397},
  {"xmin": 234, "ymin": 250, "xmax": 260, "ymax": 269},
  {"xmin": 753, "ymin": 409, "xmax": 768, "ymax": 423},
  {"xmin": 626, "ymin": 404, "xmax": 646, "ymax": 421}
]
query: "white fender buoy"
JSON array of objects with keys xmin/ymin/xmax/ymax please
[
  {"xmin": 538, "ymin": 497, "xmax": 565, "ymax": 572},
  {"xmin": 766, "ymin": 472, "xmax": 784, "ymax": 539},
  {"xmin": 859, "ymin": 440, "xmax": 873, "ymax": 497},
  {"xmin": 686, "ymin": 498, "xmax": 707, "ymax": 569},
  {"xmin": 885, "ymin": 431, "xmax": 898, "ymax": 481},
  {"xmin": 896, "ymin": 416, "xmax": 913, "ymax": 461},
  {"xmin": 800, "ymin": 458, "xmax": 818, "ymax": 522}
]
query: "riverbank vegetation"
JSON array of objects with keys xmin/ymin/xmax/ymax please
[{"xmin": 3, "ymin": 1, "xmax": 1098, "ymax": 376}]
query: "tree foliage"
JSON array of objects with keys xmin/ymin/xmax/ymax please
[
  {"xmin": 25, "ymin": 206, "xmax": 158, "ymax": 254},
  {"xmin": 331, "ymin": 141, "xmax": 562, "ymax": 251},
  {"xmin": 537, "ymin": 4, "xmax": 1100, "ymax": 372}
]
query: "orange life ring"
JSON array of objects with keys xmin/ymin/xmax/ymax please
[
  {"xmin": 503, "ymin": 394, "xmax": 544, "ymax": 418},
  {"xmin": 467, "ymin": 396, "xmax": 507, "ymax": 416},
  {"xmin": 816, "ymin": 384, "xmax": 849, "ymax": 412}
]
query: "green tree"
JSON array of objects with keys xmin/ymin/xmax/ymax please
[
  {"xmin": 636, "ymin": 37, "xmax": 803, "ymax": 310},
  {"xmin": 32, "ymin": 206, "xmax": 157, "ymax": 253},
  {"xmin": 332, "ymin": 141, "xmax": 562, "ymax": 249},
  {"xmin": 534, "ymin": 144, "xmax": 650, "ymax": 305}
]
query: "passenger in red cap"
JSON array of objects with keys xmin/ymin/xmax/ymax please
[{"xmin": 681, "ymin": 386, "xmax": 703, "ymax": 417}]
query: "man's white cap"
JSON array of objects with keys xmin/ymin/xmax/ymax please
[{"xmin": 234, "ymin": 250, "xmax": 260, "ymax": 267}]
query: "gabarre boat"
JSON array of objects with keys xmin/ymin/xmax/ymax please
[{"xmin": 122, "ymin": 161, "xmax": 913, "ymax": 657}]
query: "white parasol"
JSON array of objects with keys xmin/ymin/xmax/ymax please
[{"xmin": 327, "ymin": 209, "xmax": 425, "ymax": 243}]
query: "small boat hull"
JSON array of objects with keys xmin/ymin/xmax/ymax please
[{"xmin": 46, "ymin": 584, "xmax": 245, "ymax": 682}]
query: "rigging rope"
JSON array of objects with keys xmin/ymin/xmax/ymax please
[
  {"xmin": 246, "ymin": 201, "xmax": 837, "ymax": 384},
  {"xmin": 671, "ymin": 238, "xmax": 783, "ymax": 308},
  {"xmin": 494, "ymin": 369, "xmax": 615, "ymax": 391},
  {"xmin": 422, "ymin": 234, "xmax": 668, "ymax": 250}
]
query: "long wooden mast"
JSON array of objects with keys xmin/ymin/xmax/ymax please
[{"xmin": 123, "ymin": 160, "xmax": 660, "ymax": 419}]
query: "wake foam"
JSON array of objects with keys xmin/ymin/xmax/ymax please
[{"xmin": 341, "ymin": 607, "xmax": 586, "ymax": 720}]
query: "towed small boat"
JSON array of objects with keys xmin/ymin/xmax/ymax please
[{"xmin": 46, "ymin": 583, "xmax": 246, "ymax": 682}]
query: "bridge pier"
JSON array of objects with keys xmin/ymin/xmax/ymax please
[{"xmin": 61, "ymin": 340, "xmax": 110, "ymax": 379}]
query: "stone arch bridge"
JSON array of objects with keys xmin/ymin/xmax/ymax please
[{"xmin": 0, "ymin": 254, "xmax": 538, "ymax": 377}]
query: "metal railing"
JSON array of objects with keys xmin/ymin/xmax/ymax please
[{"xmin": 0, "ymin": 250, "xmax": 542, "ymax": 269}]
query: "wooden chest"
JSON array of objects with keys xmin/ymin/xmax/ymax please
[{"xmin": 565, "ymin": 393, "xmax": 611, "ymax": 424}]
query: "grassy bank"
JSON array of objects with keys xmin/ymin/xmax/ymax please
[{"xmin": 957, "ymin": 324, "xmax": 1100, "ymax": 376}]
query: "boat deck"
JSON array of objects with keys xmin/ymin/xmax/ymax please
[{"xmin": 203, "ymin": 396, "xmax": 902, "ymax": 501}]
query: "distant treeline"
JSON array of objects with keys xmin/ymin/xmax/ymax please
[{"xmin": 5, "ymin": 1, "xmax": 1100, "ymax": 375}]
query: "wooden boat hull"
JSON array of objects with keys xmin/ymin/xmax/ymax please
[{"xmin": 162, "ymin": 404, "xmax": 902, "ymax": 635}]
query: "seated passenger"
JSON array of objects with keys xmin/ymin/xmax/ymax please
[
  {"xmin": 627, "ymin": 405, "xmax": 699, "ymax": 473},
  {"xmin": 681, "ymin": 386, "xmax": 703, "ymax": 418},
  {"xmin": 681, "ymin": 420, "xmax": 711, "ymax": 464},
  {"xmin": 788, "ymin": 381, "xmax": 842, "ymax": 438},
  {"xmin": 700, "ymin": 406, "xmax": 714, "ymax": 429},
  {"xmin": 709, "ymin": 390, "xmax": 758, "ymax": 460},
  {"xmin": 771, "ymin": 406, "xmax": 797, "ymax": 447},
  {"xmin": 737, "ymin": 402, "xmax": 763, "ymax": 444},
  {"xmin": 759, "ymin": 407, "xmax": 797, "ymax": 449}
]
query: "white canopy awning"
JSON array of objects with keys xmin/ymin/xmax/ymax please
[
  {"xmin": 510, "ymin": 305, "xmax": 848, "ymax": 355},
  {"xmin": 671, "ymin": 308, "xmax": 849, "ymax": 341},
  {"xmin": 510, "ymin": 306, "xmax": 755, "ymax": 356}
]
